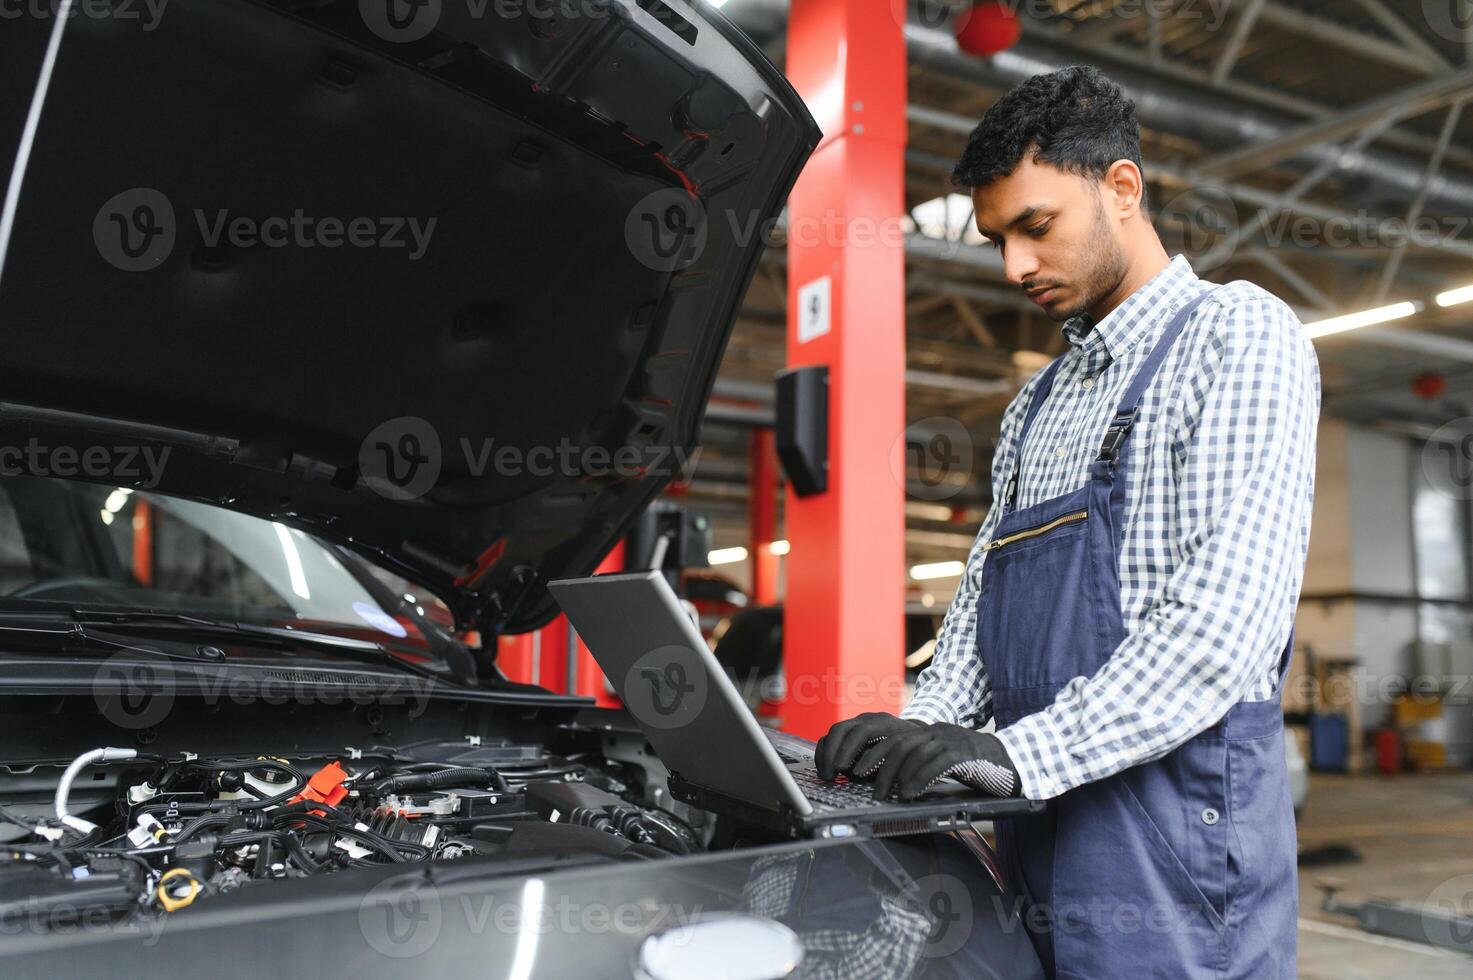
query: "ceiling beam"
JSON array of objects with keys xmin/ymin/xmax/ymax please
[
  {"xmin": 1347, "ymin": 0, "xmax": 1452, "ymax": 69},
  {"xmin": 1211, "ymin": 0, "xmax": 1268, "ymax": 85},
  {"xmin": 906, "ymin": 106, "xmax": 1473, "ymax": 261},
  {"xmin": 1257, "ymin": 1, "xmax": 1446, "ymax": 76},
  {"xmin": 1195, "ymin": 66, "xmax": 1473, "ymax": 179},
  {"xmin": 949, "ymin": 296, "xmax": 998, "ymax": 348}
]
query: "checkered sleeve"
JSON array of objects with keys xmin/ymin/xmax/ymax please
[
  {"xmin": 901, "ymin": 371, "xmax": 1046, "ymax": 728},
  {"xmin": 994, "ymin": 290, "xmax": 1320, "ymax": 800}
]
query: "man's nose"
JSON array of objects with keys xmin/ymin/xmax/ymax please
[{"xmin": 1003, "ymin": 244, "xmax": 1039, "ymax": 286}]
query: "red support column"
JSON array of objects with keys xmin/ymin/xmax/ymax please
[
  {"xmin": 781, "ymin": 1, "xmax": 907, "ymax": 738},
  {"xmin": 748, "ymin": 428, "xmax": 781, "ymax": 607}
]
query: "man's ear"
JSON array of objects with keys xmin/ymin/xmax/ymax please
[{"xmin": 1101, "ymin": 159, "xmax": 1146, "ymax": 220}]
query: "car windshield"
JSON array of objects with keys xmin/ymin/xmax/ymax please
[{"xmin": 0, "ymin": 474, "xmax": 455, "ymax": 656}]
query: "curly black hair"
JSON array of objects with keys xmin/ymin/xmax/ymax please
[{"xmin": 951, "ymin": 66, "xmax": 1144, "ymax": 201}]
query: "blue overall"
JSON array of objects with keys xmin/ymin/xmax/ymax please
[{"xmin": 980, "ymin": 290, "xmax": 1298, "ymax": 979}]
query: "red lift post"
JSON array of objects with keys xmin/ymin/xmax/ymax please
[
  {"xmin": 781, "ymin": 1, "xmax": 907, "ymax": 738},
  {"xmin": 747, "ymin": 428, "xmax": 781, "ymax": 607}
]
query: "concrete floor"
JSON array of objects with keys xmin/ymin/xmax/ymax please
[{"xmin": 1296, "ymin": 771, "xmax": 1473, "ymax": 979}]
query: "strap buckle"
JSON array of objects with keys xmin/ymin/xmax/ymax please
[{"xmin": 1097, "ymin": 411, "xmax": 1137, "ymax": 463}]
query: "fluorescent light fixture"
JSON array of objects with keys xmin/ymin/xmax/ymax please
[
  {"xmin": 910, "ymin": 560, "xmax": 965, "ymax": 581},
  {"xmin": 1304, "ymin": 301, "xmax": 1418, "ymax": 339},
  {"xmin": 708, "ymin": 0, "xmax": 729, "ymax": 6},
  {"xmin": 768, "ymin": 539, "xmax": 790, "ymax": 555},
  {"xmin": 707, "ymin": 546, "xmax": 748, "ymax": 565},
  {"xmin": 1436, "ymin": 283, "xmax": 1473, "ymax": 308}
]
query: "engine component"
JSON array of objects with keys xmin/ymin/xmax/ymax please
[{"xmin": 0, "ymin": 742, "xmax": 698, "ymax": 930}]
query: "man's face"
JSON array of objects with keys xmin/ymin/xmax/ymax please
[{"xmin": 970, "ymin": 156, "xmax": 1129, "ymax": 322}]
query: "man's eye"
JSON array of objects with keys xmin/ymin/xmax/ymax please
[
  {"xmin": 1026, "ymin": 222, "xmax": 1050, "ymax": 239},
  {"xmin": 984, "ymin": 238, "xmax": 1001, "ymax": 251}
]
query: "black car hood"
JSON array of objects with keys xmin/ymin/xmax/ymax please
[{"xmin": 0, "ymin": 1, "xmax": 818, "ymax": 634}]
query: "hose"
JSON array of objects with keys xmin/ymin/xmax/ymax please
[
  {"xmin": 369, "ymin": 767, "xmax": 508, "ymax": 796},
  {"xmin": 55, "ymin": 747, "xmax": 138, "ymax": 834}
]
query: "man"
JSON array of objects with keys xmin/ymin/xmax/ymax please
[{"xmin": 815, "ymin": 66, "xmax": 1318, "ymax": 979}]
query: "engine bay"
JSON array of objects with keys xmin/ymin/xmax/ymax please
[{"xmin": 0, "ymin": 694, "xmax": 716, "ymax": 933}]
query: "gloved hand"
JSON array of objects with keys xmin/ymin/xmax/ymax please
[
  {"xmin": 814, "ymin": 713, "xmax": 924, "ymax": 781},
  {"xmin": 851, "ymin": 723, "xmax": 1020, "ymax": 802}
]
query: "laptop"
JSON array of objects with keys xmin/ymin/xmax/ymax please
[{"xmin": 547, "ymin": 570, "xmax": 1042, "ymax": 839}]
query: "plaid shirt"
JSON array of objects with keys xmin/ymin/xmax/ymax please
[{"xmin": 903, "ymin": 255, "xmax": 1320, "ymax": 801}]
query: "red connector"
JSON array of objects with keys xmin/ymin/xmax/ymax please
[{"xmin": 290, "ymin": 761, "xmax": 350, "ymax": 813}]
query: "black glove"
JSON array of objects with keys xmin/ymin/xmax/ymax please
[
  {"xmin": 814, "ymin": 713, "xmax": 924, "ymax": 781},
  {"xmin": 851, "ymin": 723, "xmax": 1020, "ymax": 802}
]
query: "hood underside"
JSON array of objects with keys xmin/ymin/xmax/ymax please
[{"xmin": 0, "ymin": 0, "xmax": 819, "ymax": 636}]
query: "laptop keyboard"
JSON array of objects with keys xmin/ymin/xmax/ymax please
[{"xmin": 788, "ymin": 765, "xmax": 883, "ymax": 809}]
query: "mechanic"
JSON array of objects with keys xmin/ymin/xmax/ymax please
[{"xmin": 815, "ymin": 66, "xmax": 1318, "ymax": 979}]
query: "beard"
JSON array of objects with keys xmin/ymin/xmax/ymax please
[{"xmin": 1041, "ymin": 201, "xmax": 1130, "ymax": 323}]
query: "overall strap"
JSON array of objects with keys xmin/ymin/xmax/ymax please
[
  {"xmin": 1002, "ymin": 356, "xmax": 1066, "ymax": 512},
  {"xmin": 1096, "ymin": 286, "xmax": 1220, "ymax": 469}
]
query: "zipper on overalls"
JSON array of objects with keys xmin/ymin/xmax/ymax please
[{"xmin": 983, "ymin": 510, "xmax": 1089, "ymax": 552}]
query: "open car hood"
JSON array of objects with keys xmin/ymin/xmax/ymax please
[{"xmin": 0, "ymin": 1, "xmax": 819, "ymax": 634}]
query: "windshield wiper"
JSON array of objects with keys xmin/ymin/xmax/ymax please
[{"xmin": 0, "ymin": 610, "xmax": 454, "ymax": 686}]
